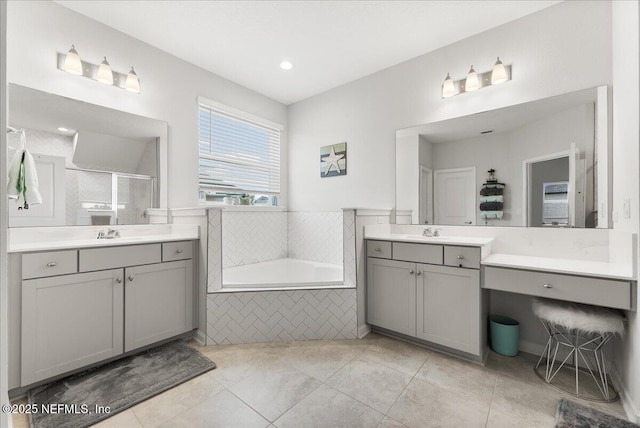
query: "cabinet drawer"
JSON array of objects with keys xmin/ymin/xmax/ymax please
[
  {"xmin": 22, "ymin": 250, "xmax": 77, "ymax": 279},
  {"xmin": 484, "ymin": 267, "xmax": 632, "ymax": 310},
  {"xmin": 79, "ymin": 244, "xmax": 161, "ymax": 272},
  {"xmin": 367, "ymin": 240, "xmax": 392, "ymax": 259},
  {"xmin": 162, "ymin": 241, "xmax": 193, "ymax": 262},
  {"xmin": 444, "ymin": 246, "xmax": 480, "ymax": 269},
  {"xmin": 393, "ymin": 242, "xmax": 443, "ymax": 265}
]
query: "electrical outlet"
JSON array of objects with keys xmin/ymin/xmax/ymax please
[{"xmin": 623, "ymin": 199, "xmax": 631, "ymax": 219}]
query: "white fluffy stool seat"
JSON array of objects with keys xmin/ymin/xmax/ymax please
[
  {"xmin": 532, "ymin": 297, "xmax": 625, "ymax": 402},
  {"xmin": 532, "ymin": 298, "xmax": 625, "ymax": 336}
]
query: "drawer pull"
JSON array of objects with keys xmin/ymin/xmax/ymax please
[
  {"xmin": 177, "ymin": 249, "xmax": 183, "ymax": 253},
  {"xmin": 128, "ymin": 275, "xmax": 135, "ymax": 282},
  {"xmin": 416, "ymin": 271, "xmax": 422, "ymax": 276},
  {"xmin": 115, "ymin": 278, "xmax": 122, "ymax": 284},
  {"xmin": 374, "ymin": 248, "xmax": 381, "ymax": 252},
  {"xmin": 409, "ymin": 270, "xmax": 414, "ymax": 275},
  {"xmin": 543, "ymin": 284, "xmax": 553, "ymax": 289},
  {"xmin": 457, "ymin": 255, "xmax": 464, "ymax": 260},
  {"xmin": 46, "ymin": 262, "xmax": 57, "ymax": 267}
]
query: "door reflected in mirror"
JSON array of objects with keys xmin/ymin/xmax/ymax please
[{"xmin": 395, "ymin": 86, "xmax": 610, "ymax": 228}]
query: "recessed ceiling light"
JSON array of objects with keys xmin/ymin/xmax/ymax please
[
  {"xmin": 58, "ymin": 127, "xmax": 70, "ymax": 132},
  {"xmin": 280, "ymin": 61, "xmax": 293, "ymax": 70}
]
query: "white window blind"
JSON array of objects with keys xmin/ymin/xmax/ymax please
[{"xmin": 198, "ymin": 99, "xmax": 281, "ymax": 194}]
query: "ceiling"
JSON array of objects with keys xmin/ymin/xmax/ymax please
[{"xmin": 56, "ymin": 1, "xmax": 560, "ymax": 105}]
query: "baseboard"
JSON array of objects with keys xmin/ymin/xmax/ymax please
[
  {"xmin": 194, "ymin": 329, "xmax": 206, "ymax": 346},
  {"xmin": 609, "ymin": 364, "xmax": 640, "ymax": 423},
  {"xmin": 358, "ymin": 324, "xmax": 371, "ymax": 339},
  {"xmin": 518, "ymin": 339, "xmax": 546, "ymax": 356}
]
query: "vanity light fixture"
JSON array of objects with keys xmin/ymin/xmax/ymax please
[
  {"xmin": 125, "ymin": 67, "xmax": 140, "ymax": 93},
  {"xmin": 465, "ymin": 66, "xmax": 480, "ymax": 92},
  {"xmin": 57, "ymin": 47, "xmax": 141, "ymax": 94},
  {"xmin": 57, "ymin": 127, "xmax": 69, "ymax": 132},
  {"xmin": 441, "ymin": 58, "xmax": 511, "ymax": 99},
  {"xmin": 63, "ymin": 45, "xmax": 83, "ymax": 76},
  {"xmin": 491, "ymin": 57, "xmax": 508, "ymax": 85},
  {"xmin": 442, "ymin": 73, "xmax": 456, "ymax": 98},
  {"xmin": 280, "ymin": 60, "xmax": 293, "ymax": 70},
  {"xmin": 96, "ymin": 57, "xmax": 114, "ymax": 85}
]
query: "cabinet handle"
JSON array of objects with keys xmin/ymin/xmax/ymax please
[
  {"xmin": 115, "ymin": 278, "xmax": 122, "ymax": 284},
  {"xmin": 409, "ymin": 270, "xmax": 414, "ymax": 275},
  {"xmin": 374, "ymin": 248, "xmax": 381, "ymax": 252},
  {"xmin": 416, "ymin": 271, "xmax": 422, "ymax": 276},
  {"xmin": 128, "ymin": 275, "xmax": 134, "ymax": 282},
  {"xmin": 457, "ymin": 255, "xmax": 464, "ymax": 260},
  {"xmin": 543, "ymin": 284, "xmax": 552, "ymax": 289},
  {"xmin": 46, "ymin": 262, "xmax": 57, "ymax": 267},
  {"xmin": 177, "ymin": 249, "xmax": 183, "ymax": 253}
]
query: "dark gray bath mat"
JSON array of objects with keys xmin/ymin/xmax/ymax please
[
  {"xmin": 28, "ymin": 340, "xmax": 216, "ymax": 428},
  {"xmin": 556, "ymin": 398, "xmax": 638, "ymax": 428}
]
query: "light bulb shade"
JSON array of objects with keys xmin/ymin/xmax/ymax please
[
  {"xmin": 491, "ymin": 57, "xmax": 508, "ymax": 85},
  {"xmin": 63, "ymin": 45, "xmax": 83, "ymax": 75},
  {"xmin": 96, "ymin": 57, "xmax": 114, "ymax": 85},
  {"xmin": 442, "ymin": 73, "xmax": 455, "ymax": 98},
  {"xmin": 125, "ymin": 67, "xmax": 140, "ymax": 93},
  {"xmin": 465, "ymin": 66, "xmax": 480, "ymax": 92}
]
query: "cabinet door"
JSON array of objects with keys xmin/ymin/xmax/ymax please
[
  {"xmin": 124, "ymin": 260, "xmax": 193, "ymax": 352},
  {"xmin": 416, "ymin": 264, "xmax": 480, "ymax": 355},
  {"xmin": 367, "ymin": 258, "xmax": 416, "ymax": 337},
  {"xmin": 21, "ymin": 269, "xmax": 124, "ymax": 384}
]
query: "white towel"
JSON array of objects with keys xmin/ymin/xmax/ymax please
[
  {"xmin": 6, "ymin": 148, "xmax": 42, "ymax": 206},
  {"xmin": 23, "ymin": 150, "xmax": 42, "ymax": 205},
  {"xmin": 6, "ymin": 149, "xmax": 23, "ymax": 200}
]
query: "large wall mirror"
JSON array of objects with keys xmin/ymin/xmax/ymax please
[
  {"xmin": 7, "ymin": 84, "xmax": 168, "ymax": 227},
  {"xmin": 395, "ymin": 86, "xmax": 611, "ymax": 228}
]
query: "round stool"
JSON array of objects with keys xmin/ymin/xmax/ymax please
[{"xmin": 532, "ymin": 298, "xmax": 625, "ymax": 402}]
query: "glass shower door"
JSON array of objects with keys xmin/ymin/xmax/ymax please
[{"xmin": 116, "ymin": 175, "xmax": 155, "ymax": 225}]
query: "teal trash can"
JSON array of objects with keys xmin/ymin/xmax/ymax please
[{"xmin": 489, "ymin": 315, "xmax": 519, "ymax": 356}]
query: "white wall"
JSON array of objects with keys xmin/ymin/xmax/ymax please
[
  {"xmin": 612, "ymin": 0, "xmax": 640, "ymax": 422},
  {"xmin": 7, "ymin": 1, "xmax": 288, "ymax": 209},
  {"xmin": 287, "ymin": 1, "xmax": 612, "ymax": 211},
  {"xmin": 0, "ymin": 1, "xmax": 10, "ymax": 426}
]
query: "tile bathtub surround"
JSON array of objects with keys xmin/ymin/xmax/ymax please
[
  {"xmin": 288, "ymin": 211, "xmax": 343, "ymax": 265},
  {"xmin": 221, "ymin": 210, "xmax": 345, "ymax": 268},
  {"xmin": 206, "ymin": 289, "xmax": 357, "ymax": 345},
  {"xmin": 11, "ymin": 334, "xmax": 630, "ymax": 427},
  {"xmin": 222, "ymin": 211, "xmax": 288, "ymax": 268}
]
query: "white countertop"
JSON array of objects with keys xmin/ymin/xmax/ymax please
[
  {"xmin": 365, "ymin": 233, "xmax": 494, "ymax": 247},
  {"xmin": 8, "ymin": 224, "xmax": 199, "ymax": 253},
  {"xmin": 482, "ymin": 253, "xmax": 635, "ymax": 281}
]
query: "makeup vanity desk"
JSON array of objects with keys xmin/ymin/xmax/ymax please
[{"xmin": 364, "ymin": 229, "xmax": 636, "ymax": 362}]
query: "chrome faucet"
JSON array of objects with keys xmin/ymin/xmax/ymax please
[
  {"xmin": 106, "ymin": 228, "xmax": 121, "ymax": 239},
  {"xmin": 96, "ymin": 230, "xmax": 106, "ymax": 239},
  {"xmin": 433, "ymin": 228, "xmax": 442, "ymax": 237},
  {"xmin": 423, "ymin": 227, "xmax": 434, "ymax": 237}
]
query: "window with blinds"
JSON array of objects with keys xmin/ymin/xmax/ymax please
[{"xmin": 198, "ymin": 98, "xmax": 281, "ymax": 195}]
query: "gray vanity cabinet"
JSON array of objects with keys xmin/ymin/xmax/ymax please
[
  {"xmin": 366, "ymin": 240, "xmax": 483, "ymax": 358},
  {"xmin": 21, "ymin": 269, "xmax": 124, "ymax": 385},
  {"xmin": 366, "ymin": 258, "xmax": 416, "ymax": 336},
  {"xmin": 416, "ymin": 264, "xmax": 480, "ymax": 355},
  {"xmin": 124, "ymin": 260, "xmax": 193, "ymax": 352},
  {"xmin": 16, "ymin": 241, "xmax": 197, "ymax": 388}
]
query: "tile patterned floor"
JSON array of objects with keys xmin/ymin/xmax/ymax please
[{"xmin": 11, "ymin": 333, "xmax": 630, "ymax": 428}]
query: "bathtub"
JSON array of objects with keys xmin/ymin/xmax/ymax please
[{"xmin": 222, "ymin": 258, "xmax": 345, "ymax": 291}]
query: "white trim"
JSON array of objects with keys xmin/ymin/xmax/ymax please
[
  {"xmin": 358, "ymin": 324, "xmax": 372, "ymax": 339},
  {"xmin": 193, "ymin": 329, "xmax": 206, "ymax": 346},
  {"xmin": 197, "ymin": 96, "xmax": 284, "ymax": 131},
  {"xmin": 354, "ymin": 209, "xmax": 393, "ymax": 217},
  {"xmin": 522, "ymin": 150, "xmax": 570, "ymax": 227},
  {"xmin": 609, "ymin": 362, "xmax": 640, "ymax": 423},
  {"xmin": 170, "ymin": 207, "xmax": 207, "ymax": 217}
]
